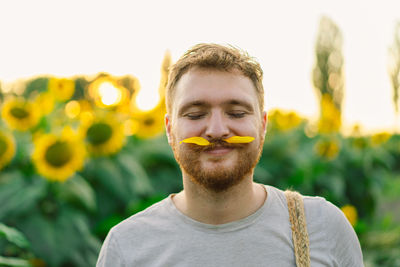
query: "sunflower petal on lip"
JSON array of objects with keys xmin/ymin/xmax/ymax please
[
  {"xmin": 223, "ymin": 136, "xmax": 255, "ymax": 143},
  {"xmin": 179, "ymin": 137, "xmax": 210, "ymax": 146}
]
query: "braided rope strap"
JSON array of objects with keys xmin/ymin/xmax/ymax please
[{"xmin": 284, "ymin": 190, "xmax": 310, "ymax": 267}]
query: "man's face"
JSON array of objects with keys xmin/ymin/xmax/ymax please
[{"xmin": 166, "ymin": 68, "xmax": 267, "ymax": 192}]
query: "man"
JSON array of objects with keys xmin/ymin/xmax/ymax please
[{"xmin": 97, "ymin": 44, "xmax": 364, "ymax": 266}]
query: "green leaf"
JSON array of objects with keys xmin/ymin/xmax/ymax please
[
  {"xmin": 0, "ymin": 175, "xmax": 47, "ymax": 221},
  {"xmin": 56, "ymin": 209, "xmax": 101, "ymax": 266},
  {"xmin": 117, "ymin": 153, "xmax": 153, "ymax": 195},
  {"xmin": 0, "ymin": 256, "xmax": 32, "ymax": 267},
  {"xmin": 94, "ymin": 214, "xmax": 124, "ymax": 239},
  {"xmin": 91, "ymin": 158, "xmax": 131, "ymax": 201},
  {"xmin": 16, "ymin": 207, "xmax": 101, "ymax": 267},
  {"xmin": 56, "ymin": 174, "xmax": 97, "ymax": 213},
  {"xmin": 126, "ymin": 195, "xmax": 165, "ymax": 215},
  {"xmin": 23, "ymin": 77, "xmax": 49, "ymax": 97},
  {"xmin": 0, "ymin": 223, "xmax": 30, "ymax": 249},
  {"xmin": 17, "ymin": 214, "xmax": 61, "ymax": 267},
  {"xmin": 0, "ymin": 171, "xmax": 25, "ymax": 208}
]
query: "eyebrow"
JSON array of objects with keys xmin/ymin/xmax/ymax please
[
  {"xmin": 224, "ymin": 99, "xmax": 254, "ymax": 112},
  {"xmin": 178, "ymin": 101, "xmax": 210, "ymax": 115},
  {"xmin": 178, "ymin": 99, "xmax": 254, "ymax": 115}
]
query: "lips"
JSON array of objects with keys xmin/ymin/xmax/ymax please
[{"xmin": 204, "ymin": 146, "xmax": 234, "ymax": 155}]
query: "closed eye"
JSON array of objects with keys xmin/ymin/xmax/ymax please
[
  {"xmin": 185, "ymin": 113, "xmax": 206, "ymax": 120},
  {"xmin": 228, "ymin": 112, "xmax": 246, "ymax": 118}
]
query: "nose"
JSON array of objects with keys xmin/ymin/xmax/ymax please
[{"xmin": 205, "ymin": 111, "xmax": 230, "ymax": 139}]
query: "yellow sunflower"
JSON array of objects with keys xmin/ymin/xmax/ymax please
[
  {"xmin": 370, "ymin": 132, "xmax": 391, "ymax": 146},
  {"xmin": 34, "ymin": 91, "xmax": 55, "ymax": 115},
  {"xmin": 32, "ymin": 127, "xmax": 86, "ymax": 182},
  {"xmin": 314, "ymin": 137, "xmax": 340, "ymax": 160},
  {"xmin": 48, "ymin": 77, "xmax": 75, "ymax": 102},
  {"xmin": 65, "ymin": 100, "xmax": 81, "ymax": 119},
  {"xmin": 318, "ymin": 94, "xmax": 341, "ymax": 134},
  {"xmin": 341, "ymin": 204, "xmax": 358, "ymax": 227},
  {"xmin": 80, "ymin": 114, "xmax": 126, "ymax": 156},
  {"xmin": 268, "ymin": 109, "xmax": 303, "ymax": 132},
  {"xmin": 76, "ymin": 99, "xmax": 95, "ymax": 121},
  {"xmin": 1, "ymin": 98, "xmax": 41, "ymax": 131},
  {"xmin": 0, "ymin": 130, "xmax": 16, "ymax": 170},
  {"xmin": 131, "ymin": 102, "xmax": 165, "ymax": 139}
]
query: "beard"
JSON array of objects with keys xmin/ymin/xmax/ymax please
[{"xmin": 171, "ymin": 134, "xmax": 264, "ymax": 193}]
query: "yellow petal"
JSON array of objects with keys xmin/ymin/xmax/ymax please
[
  {"xmin": 179, "ymin": 137, "xmax": 210, "ymax": 146},
  {"xmin": 223, "ymin": 136, "xmax": 255, "ymax": 143}
]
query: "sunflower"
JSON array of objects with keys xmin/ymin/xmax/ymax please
[
  {"xmin": 48, "ymin": 77, "xmax": 75, "ymax": 102},
  {"xmin": 34, "ymin": 91, "xmax": 55, "ymax": 115},
  {"xmin": 370, "ymin": 132, "xmax": 391, "ymax": 146},
  {"xmin": 131, "ymin": 102, "xmax": 165, "ymax": 139},
  {"xmin": 65, "ymin": 100, "xmax": 81, "ymax": 119},
  {"xmin": 0, "ymin": 130, "xmax": 16, "ymax": 170},
  {"xmin": 79, "ymin": 114, "xmax": 125, "ymax": 156},
  {"xmin": 268, "ymin": 109, "xmax": 303, "ymax": 132},
  {"xmin": 32, "ymin": 127, "xmax": 86, "ymax": 182},
  {"xmin": 318, "ymin": 94, "xmax": 341, "ymax": 134},
  {"xmin": 314, "ymin": 137, "xmax": 340, "ymax": 160},
  {"xmin": 1, "ymin": 98, "xmax": 41, "ymax": 131},
  {"xmin": 341, "ymin": 205, "xmax": 358, "ymax": 227}
]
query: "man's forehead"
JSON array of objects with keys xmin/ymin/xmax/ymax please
[{"xmin": 174, "ymin": 69, "xmax": 256, "ymax": 102}]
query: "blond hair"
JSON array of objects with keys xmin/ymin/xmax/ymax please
[{"xmin": 166, "ymin": 43, "xmax": 264, "ymax": 115}]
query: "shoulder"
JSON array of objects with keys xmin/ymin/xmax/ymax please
[
  {"xmin": 97, "ymin": 197, "xmax": 173, "ymax": 266},
  {"xmin": 302, "ymin": 193, "xmax": 363, "ymax": 266},
  {"xmin": 266, "ymin": 186, "xmax": 336, "ymax": 231},
  {"xmin": 110, "ymin": 196, "xmax": 172, "ymax": 239},
  {"xmin": 267, "ymin": 186, "xmax": 346, "ymax": 227},
  {"xmin": 265, "ymin": 185, "xmax": 330, "ymax": 215},
  {"xmin": 305, "ymin": 195, "xmax": 363, "ymax": 265},
  {"xmin": 302, "ymin": 194, "xmax": 351, "ymax": 235},
  {"xmin": 265, "ymin": 186, "xmax": 363, "ymax": 266},
  {"xmin": 301, "ymin": 194, "xmax": 348, "ymax": 238},
  {"xmin": 102, "ymin": 196, "xmax": 175, "ymax": 252}
]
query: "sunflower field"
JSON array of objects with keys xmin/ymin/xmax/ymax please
[{"xmin": 1, "ymin": 67, "xmax": 400, "ymax": 266}]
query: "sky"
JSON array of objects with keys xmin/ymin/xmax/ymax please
[{"xmin": 0, "ymin": 0, "xmax": 399, "ymax": 134}]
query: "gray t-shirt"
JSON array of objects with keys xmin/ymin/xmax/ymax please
[{"xmin": 97, "ymin": 185, "xmax": 364, "ymax": 266}]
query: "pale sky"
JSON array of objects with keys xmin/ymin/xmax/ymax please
[{"xmin": 1, "ymin": 0, "xmax": 399, "ymax": 134}]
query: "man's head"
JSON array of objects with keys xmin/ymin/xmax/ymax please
[
  {"xmin": 165, "ymin": 44, "xmax": 267, "ymax": 192},
  {"xmin": 166, "ymin": 43, "xmax": 264, "ymax": 117}
]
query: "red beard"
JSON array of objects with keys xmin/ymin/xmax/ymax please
[{"xmin": 172, "ymin": 137, "xmax": 264, "ymax": 192}]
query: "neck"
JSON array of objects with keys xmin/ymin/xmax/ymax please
[{"xmin": 172, "ymin": 173, "xmax": 267, "ymax": 225}]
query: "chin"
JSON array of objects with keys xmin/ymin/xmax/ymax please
[{"xmin": 174, "ymin": 136, "xmax": 263, "ymax": 193}]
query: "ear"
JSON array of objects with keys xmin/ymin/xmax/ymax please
[
  {"xmin": 262, "ymin": 111, "xmax": 268, "ymax": 136},
  {"xmin": 165, "ymin": 113, "xmax": 172, "ymax": 144}
]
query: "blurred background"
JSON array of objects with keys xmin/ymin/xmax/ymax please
[{"xmin": 0, "ymin": 0, "xmax": 399, "ymax": 266}]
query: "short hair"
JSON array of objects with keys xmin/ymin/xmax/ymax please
[{"xmin": 165, "ymin": 43, "xmax": 264, "ymax": 115}]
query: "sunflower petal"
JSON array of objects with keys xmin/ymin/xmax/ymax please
[
  {"xmin": 179, "ymin": 137, "xmax": 210, "ymax": 146},
  {"xmin": 223, "ymin": 136, "xmax": 255, "ymax": 143}
]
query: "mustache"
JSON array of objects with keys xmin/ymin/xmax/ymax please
[{"xmin": 186, "ymin": 138, "xmax": 247, "ymax": 152}]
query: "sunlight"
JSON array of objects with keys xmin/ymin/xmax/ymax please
[
  {"xmin": 97, "ymin": 82, "xmax": 122, "ymax": 106},
  {"xmin": 135, "ymin": 90, "xmax": 160, "ymax": 111},
  {"xmin": 134, "ymin": 73, "xmax": 161, "ymax": 111}
]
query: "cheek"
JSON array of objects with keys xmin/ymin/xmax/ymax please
[
  {"xmin": 231, "ymin": 120, "xmax": 260, "ymax": 136},
  {"xmin": 177, "ymin": 121, "xmax": 206, "ymax": 138}
]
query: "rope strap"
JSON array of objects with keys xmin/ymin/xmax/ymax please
[{"xmin": 285, "ymin": 190, "xmax": 310, "ymax": 267}]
